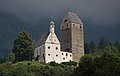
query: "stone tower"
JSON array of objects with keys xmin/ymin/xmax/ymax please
[{"xmin": 60, "ymin": 12, "xmax": 84, "ymax": 62}]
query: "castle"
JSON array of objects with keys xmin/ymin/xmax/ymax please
[{"xmin": 34, "ymin": 12, "xmax": 84, "ymax": 63}]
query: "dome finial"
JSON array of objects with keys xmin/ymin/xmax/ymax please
[
  {"xmin": 50, "ymin": 17, "xmax": 55, "ymax": 25},
  {"xmin": 51, "ymin": 16, "xmax": 53, "ymax": 20},
  {"xmin": 50, "ymin": 17, "xmax": 55, "ymax": 33}
]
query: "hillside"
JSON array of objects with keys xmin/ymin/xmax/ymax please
[
  {"xmin": 0, "ymin": 61, "xmax": 74, "ymax": 76},
  {"xmin": 0, "ymin": 11, "xmax": 31, "ymax": 57}
]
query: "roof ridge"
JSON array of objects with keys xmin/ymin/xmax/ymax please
[{"xmin": 67, "ymin": 12, "xmax": 83, "ymax": 24}]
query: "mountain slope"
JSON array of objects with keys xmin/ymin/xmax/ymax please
[{"xmin": 0, "ymin": 11, "xmax": 29, "ymax": 57}]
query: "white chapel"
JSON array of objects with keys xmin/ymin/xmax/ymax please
[{"xmin": 34, "ymin": 20, "xmax": 72, "ymax": 63}]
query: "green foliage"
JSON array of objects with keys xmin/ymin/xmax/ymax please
[
  {"xmin": 79, "ymin": 55, "xmax": 95, "ymax": 76},
  {"xmin": 0, "ymin": 64, "xmax": 14, "ymax": 76},
  {"xmin": 84, "ymin": 42, "xmax": 89, "ymax": 54},
  {"xmin": 6, "ymin": 52, "xmax": 15, "ymax": 64},
  {"xmin": 0, "ymin": 54, "xmax": 2, "ymax": 63},
  {"xmin": 13, "ymin": 64, "xmax": 32, "ymax": 76},
  {"xmin": 104, "ymin": 45, "xmax": 119, "ymax": 53},
  {"xmin": 85, "ymin": 37, "xmax": 120, "ymax": 54},
  {"xmin": 0, "ymin": 54, "xmax": 5, "ymax": 63},
  {"xmin": 89, "ymin": 41, "xmax": 96, "ymax": 53},
  {"xmin": 73, "ymin": 51, "xmax": 120, "ymax": 76},
  {"xmin": 12, "ymin": 31, "xmax": 34, "ymax": 61},
  {"xmin": 14, "ymin": 61, "xmax": 74, "ymax": 76},
  {"xmin": 98, "ymin": 36, "xmax": 109, "ymax": 49},
  {"xmin": 114, "ymin": 40, "xmax": 120, "ymax": 52},
  {"xmin": 93, "ymin": 52, "xmax": 120, "ymax": 76},
  {"xmin": 49, "ymin": 61, "xmax": 59, "ymax": 66},
  {"xmin": 0, "ymin": 63, "xmax": 33, "ymax": 76},
  {"xmin": 62, "ymin": 61, "xmax": 77, "ymax": 66}
]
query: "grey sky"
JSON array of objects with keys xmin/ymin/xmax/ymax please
[{"xmin": 0, "ymin": 0, "xmax": 120, "ymax": 27}]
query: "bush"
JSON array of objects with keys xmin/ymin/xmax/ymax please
[
  {"xmin": 49, "ymin": 61, "xmax": 59, "ymax": 66},
  {"xmin": 27, "ymin": 63, "xmax": 31, "ymax": 66},
  {"xmin": 73, "ymin": 52, "xmax": 120, "ymax": 76},
  {"xmin": 62, "ymin": 61, "xmax": 77, "ymax": 66}
]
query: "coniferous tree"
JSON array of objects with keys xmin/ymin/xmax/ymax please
[
  {"xmin": 12, "ymin": 31, "xmax": 34, "ymax": 61},
  {"xmin": 89, "ymin": 41, "xmax": 96, "ymax": 53},
  {"xmin": 73, "ymin": 52, "xmax": 120, "ymax": 76},
  {"xmin": 0, "ymin": 53, "xmax": 5, "ymax": 63},
  {"xmin": 0, "ymin": 54, "xmax": 2, "ymax": 63},
  {"xmin": 6, "ymin": 52, "xmax": 15, "ymax": 64},
  {"xmin": 114, "ymin": 40, "xmax": 120, "ymax": 52},
  {"xmin": 84, "ymin": 42, "xmax": 89, "ymax": 54},
  {"xmin": 98, "ymin": 36, "xmax": 109, "ymax": 50}
]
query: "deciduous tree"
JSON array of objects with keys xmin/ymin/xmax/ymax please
[{"xmin": 12, "ymin": 31, "xmax": 34, "ymax": 61}]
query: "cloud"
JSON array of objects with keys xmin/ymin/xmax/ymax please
[{"xmin": 0, "ymin": 0, "xmax": 120, "ymax": 26}]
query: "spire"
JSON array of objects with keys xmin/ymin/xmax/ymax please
[{"xmin": 50, "ymin": 19, "xmax": 55, "ymax": 33}]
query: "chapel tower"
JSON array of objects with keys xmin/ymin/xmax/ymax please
[{"xmin": 60, "ymin": 12, "xmax": 84, "ymax": 62}]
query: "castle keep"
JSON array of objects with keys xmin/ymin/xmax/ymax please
[
  {"xmin": 60, "ymin": 12, "xmax": 84, "ymax": 62},
  {"xmin": 34, "ymin": 12, "xmax": 84, "ymax": 63}
]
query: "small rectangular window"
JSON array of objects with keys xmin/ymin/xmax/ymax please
[
  {"xmin": 62, "ymin": 26, "xmax": 64, "ymax": 28},
  {"xmin": 66, "ymin": 53, "xmax": 68, "ymax": 56}
]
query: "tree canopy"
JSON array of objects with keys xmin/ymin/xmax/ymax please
[
  {"xmin": 12, "ymin": 31, "xmax": 34, "ymax": 61},
  {"xmin": 6, "ymin": 52, "xmax": 15, "ymax": 64},
  {"xmin": 73, "ymin": 51, "xmax": 120, "ymax": 76}
]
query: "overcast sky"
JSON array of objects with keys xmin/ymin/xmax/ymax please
[
  {"xmin": 0, "ymin": 0, "xmax": 120, "ymax": 27},
  {"xmin": 0, "ymin": 0, "xmax": 120, "ymax": 43}
]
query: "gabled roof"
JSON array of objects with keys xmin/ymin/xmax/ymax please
[
  {"xmin": 65, "ymin": 12, "xmax": 83, "ymax": 24},
  {"xmin": 35, "ymin": 32, "xmax": 49, "ymax": 47}
]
